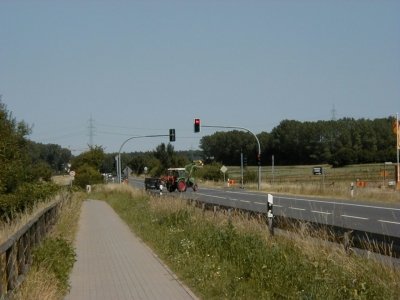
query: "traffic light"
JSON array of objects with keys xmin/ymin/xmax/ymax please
[
  {"xmin": 194, "ymin": 118, "xmax": 201, "ymax": 133},
  {"xmin": 169, "ymin": 129, "xmax": 176, "ymax": 142}
]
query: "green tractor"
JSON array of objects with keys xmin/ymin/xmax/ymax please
[{"xmin": 161, "ymin": 160, "xmax": 203, "ymax": 192}]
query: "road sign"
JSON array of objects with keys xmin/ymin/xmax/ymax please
[
  {"xmin": 312, "ymin": 167, "xmax": 323, "ymax": 175},
  {"xmin": 220, "ymin": 165, "xmax": 228, "ymax": 173}
]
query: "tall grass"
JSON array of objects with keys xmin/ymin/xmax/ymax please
[
  {"xmin": 12, "ymin": 191, "xmax": 84, "ymax": 300},
  {"xmin": 93, "ymin": 184, "xmax": 400, "ymax": 299}
]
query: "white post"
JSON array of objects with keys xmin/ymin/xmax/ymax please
[
  {"xmin": 267, "ymin": 194, "xmax": 274, "ymax": 235},
  {"xmin": 350, "ymin": 182, "xmax": 354, "ymax": 197}
]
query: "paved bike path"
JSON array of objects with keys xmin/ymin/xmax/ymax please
[{"xmin": 65, "ymin": 199, "xmax": 198, "ymax": 300}]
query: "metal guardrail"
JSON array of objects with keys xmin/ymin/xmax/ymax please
[{"xmin": 0, "ymin": 196, "xmax": 65, "ymax": 298}]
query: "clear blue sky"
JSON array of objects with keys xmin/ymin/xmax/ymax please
[{"xmin": 1, "ymin": 1, "xmax": 399, "ymax": 154}]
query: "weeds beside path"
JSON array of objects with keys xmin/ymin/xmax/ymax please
[{"xmin": 12, "ymin": 191, "xmax": 84, "ymax": 300}]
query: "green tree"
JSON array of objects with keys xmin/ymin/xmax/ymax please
[
  {"xmin": 71, "ymin": 146, "xmax": 105, "ymax": 188},
  {"xmin": 200, "ymin": 130, "xmax": 257, "ymax": 165},
  {"xmin": 0, "ymin": 98, "xmax": 59, "ymax": 218},
  {"xmin": 152, "ymin": 143, "xmax": 189, "ymax": 176},
  {"xmin": 27, "ymin": 141, "xmax": 72, "ymax": 173},
  {"xmin": 71, "ymin": 145, "xmax": 105, "ymax": 171},
  {"xmin": 0, "ymin": 100, "xmax": 31, "ymax": 193}
]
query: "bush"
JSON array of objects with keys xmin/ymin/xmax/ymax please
[
  {"xmin": 73, "ymin": 163, "xmax": 103, "ymax": 189},
  {"xmin": 0, "ymin": 182, "xmax": 59, "ymax": 220},
  {"xmin": 27, "ymin": 161, "xmax": 53, "ymax": 182},
  {"xmin": 197, "ymin": 162, "xmax": 225, "ymax": 181}
]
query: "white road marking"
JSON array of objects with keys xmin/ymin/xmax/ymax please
[
  {"xmin": 341, "ymin": 215, "xmax": 369, "ymax": 220},
  {"xmin": 276, "ymin": 196, "xmax": 400, "ymax": 212},
  {"xmin": 289, "ymin": 207, "xmax": 306, "ymax": 211},
  {"xmin": 240, "ymin": 200, "xmax": 250, "ymax": 203},
  {"xmin": 378, "ymin": 220, "xmax": 400, "ymax": 225},
  {"xmin": 226, "ymin": 190, "xmax": 258, "ymax": 196},
  {"xmin": 196, "ymin": 193, "xmax": 225, "ymax": 199},
  {"xmin": 311, "ymin": 211, "xmax": 332, "ymax": 215},
  {"xmin": 274, "ymin": 204, "xmax": 283, "ymax": 208},
  {"xmin": 255, "ymin": 202, "xmax": 266, "ymax": 206}
]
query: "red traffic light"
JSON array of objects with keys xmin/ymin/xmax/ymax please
[{"xmin": 194, "ymin": 118, "xmax": 201, "ymax": 133}]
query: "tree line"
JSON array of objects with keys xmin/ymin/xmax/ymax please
[
  {"xmin": 200, "ymin": 117, "xmax": 397, "ymax": 167},
  {"xmin": 0, "ymin": 100, "xmax": 61, "ymax": 219}
]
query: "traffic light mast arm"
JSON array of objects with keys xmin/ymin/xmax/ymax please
[
  {"xmin": 117, "ymin": 131, "xmax": 175, "ymax": 183},
  {"xmin": 202, "ymin": 125, "xmax": 261, "ymax": 160},
  {"xmin": 201, "ymin": 124, "xmax": 262, "ymax": 190}
]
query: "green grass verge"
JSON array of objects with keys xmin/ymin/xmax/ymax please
[{"xmin": 93, "ymin": 185, "xmax": 400, "ymax": 299}]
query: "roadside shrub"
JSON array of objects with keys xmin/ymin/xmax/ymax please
[
  {"xmin": 197, "ymin": 162, "xmax": 225, "ymax": 181},
  {"xmin": 27, "ymin": 161, "xmax": 53, "ymax": 182},
  {"xmin": 73, "ymin": 163, "xmax": 103, "ymax": 189},
  {"xmin": 0, "ymin": 182, "xmax": 59, "ymax": 220}
]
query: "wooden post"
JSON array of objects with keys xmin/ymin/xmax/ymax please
[
  {"xmin": 17, "ymin": 237, "xmax": 25, "ymax": 277},
  {"xmin": 6, "ymin": 244, "xmax": 17, "ymax": 291}
]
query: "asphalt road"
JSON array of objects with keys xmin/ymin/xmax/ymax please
[{"xmin": 130, "ymin": 178, "xmax": 400, "ymax": 238}]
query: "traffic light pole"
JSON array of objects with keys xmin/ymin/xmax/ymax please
[
  {"xmin": 202, "ymin": 125, "xmax": 262, "ymax": 190},
  {"xmin": 117, "ymin": 132, "xmax": 175, "ymax": 184}
]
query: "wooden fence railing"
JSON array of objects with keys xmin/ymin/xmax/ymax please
[{"xmin": 0, "ymin": 196, "xmax": 65, "ymax": 298}]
